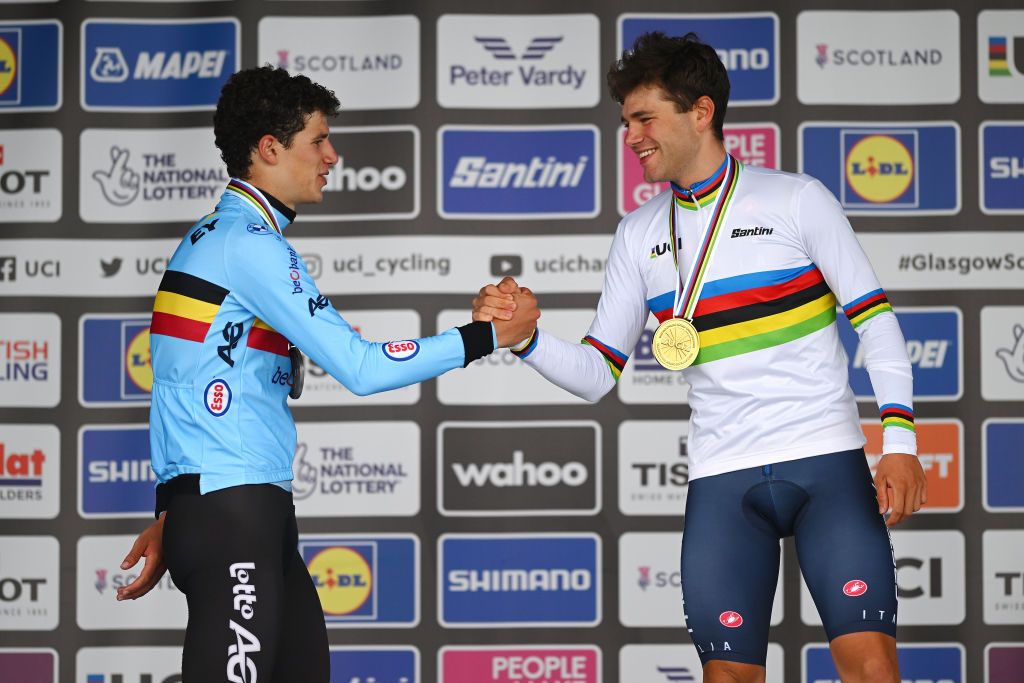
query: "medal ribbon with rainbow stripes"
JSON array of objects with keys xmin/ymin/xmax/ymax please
[{"xmin": 652, "ymin": 154, "xmax": 740, "ymax": 370}]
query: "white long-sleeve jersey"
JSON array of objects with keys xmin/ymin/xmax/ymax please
[{"xmin": 513, "ymin": 161, "xmax": 916, "ymax": 480}]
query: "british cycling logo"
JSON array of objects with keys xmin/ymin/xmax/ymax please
[
  {"xmin": 204, "ymin": 378, "xmax": 231, "ymax": 416},
  {"xmin": 996, "ymin": 323, "xmax": 1024, "ymax": 382},
  {"xmin": 383, "ymin": 340, "xmax": 419, "ymax": 361}
]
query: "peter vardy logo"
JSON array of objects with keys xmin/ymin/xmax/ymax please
[
  {"xmin": 800, "ymin": 122, "xmax": 960, "ymax": 215},
  {"xmin": 439, "ymin": 125, "xmax": 599, "ymax": 219},
  {"xmin": 619, "ymin": 13, "xmax": 779, "ymax": 106},
  {"xmin": 439, "ymin": 533, "xmax": 600, "ymax": 627},
  {"xmin": 804, "ymin": 643, "xmax": 963, "ymax": 683},
  {"xmin": 328, "ymin": 647, "xmax": 417, "ymax": 683},
  {"xmin": 79, "ymin": 425, "xmax": 154, "ymax": 518},
  {"xmin": 0, "ymin": 21, "xmax": 61, "ymax": 112},
  {"xmin": 839, "ymin": 307, "xmax": 961, "ymax": 401},
  {"xmin": 438, "ymin": 14, "xmax": 599, "ymax": 109},
  {"xmin": 82, "ymin": 18, "xmax": 239, "ymax": 111},
  {"xmin": 981, "ymin": 122, "xmax": 1024, "ymax": 214},
  {"xmin": 80, "ymin": 314, "xmax": 153, "ymax": 406}
]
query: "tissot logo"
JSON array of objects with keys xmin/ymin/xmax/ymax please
[
  {"xmin": 438, "ymin": 14, "xmax": 599, "ymax": 109},
  {"xmin": 618, "ymin": 421, "xmax": 690, "ymax": 516},
  {"xmin": 0, "ymin": 535, "xmax": 58, "ymax": 630},
  {"xmin": 983, "ymin": 530, "xmax": 1024, "ymax": 624},
  {"xmin": 438, "ymin": 421, "xmax": 599, "ymax": 516},
  {"xmin": 0, "ymin": 129, "xmax": 62, "ymax": 223}
]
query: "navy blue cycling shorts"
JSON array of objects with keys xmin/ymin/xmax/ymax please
[{"xmin": 680, "ymin": 448, "xmax": 897, "ymax": 667}]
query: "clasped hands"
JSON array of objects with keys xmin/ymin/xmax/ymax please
[{"xmin": 475, "ymin": 276, "xmax": 539, "ymax": 348}]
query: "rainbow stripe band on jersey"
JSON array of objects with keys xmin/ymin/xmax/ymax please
[
  {"xmin": 225, "ymin": 179, "xmax": 281, "ymax": 233},
  {"xmin": 511, "ymin": 329, "xmax": 539, "ymax": 359},
  {"xmin": 582, "ymin": 335, "xmax": 627, "ymax": 380},
  {"xmin": 880, "ymin": 403, "xmax": 915, "ymax": 432},
  {"xmin": 843, "ymin": 288, "xmax": 893, "ymax": 329}
]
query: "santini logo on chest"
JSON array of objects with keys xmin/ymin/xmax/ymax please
[{"xmin": 730, "ymin": 226, "xmax": 773, "ymax": 239}]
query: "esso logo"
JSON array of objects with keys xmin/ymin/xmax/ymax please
[
  {"xmin": 719, "ymin": 611, "xmax": 743, "ymax": 628},
  {"xmin": 205, "ymin": 379, "xmax": 232, "ymax": 416},
  {"xmin": 383, "ymin": 340, "xmax": 420, "ymax": 361},
  {"xmin": 843, "ymin": 579, "xmax": 868, "ymax": 597}
]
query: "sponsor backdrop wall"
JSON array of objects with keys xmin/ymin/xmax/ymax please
[{"xmin": 0, "ymin": 0, "xmax": 1021, "ymax": 682}]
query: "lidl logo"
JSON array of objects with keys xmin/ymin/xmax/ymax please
[
  {"xmin": 619, "ymin": 13, "xmax": 779, "ymax": 106},
  {"xmin": 981, "ymin": 122, "xmax": 1024, "ymax": 214},
  {"xmin": 80, "ymin": 314, "xmax": 152, "ymax": 406},
  {"xmin": 329, "ymin": 647, "xmax": 417, "ymax": 683},
  {"xmin": 984, "ymin": 419, "xmax": 1024, "ymax": 512},
  {"xmin": 838, "ymin": 307, "xmax": 962, "ymax": 401},
  {"xmin": 79, "ymin": 425, "xmax": 154, "ymax": 518},
  {"xmin": 299, "ymin": 535, "xmax": 417, "ymax": 627},
  {"xmin": 82, "ymin": 19, "xmax": 239, "ymax": 111},
  {"xmin": 863, "ymin": 419, "xmax": 962, "ymax": 512},
  {"xmin": 804, "ymin": 642, "xmax": 963, "ymax": 683},
  {"xmin": 800, "ymin": 122, "xmax": 960, "ymax": 215},
  {"xmin": 0, "ymin": 21, "xmax": 61, "ymax": 111}
]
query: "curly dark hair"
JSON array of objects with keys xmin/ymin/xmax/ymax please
[
  {"xmin": 607, "ymin": 32, "xmax": 729, "ymax": 141},
  {"xmin": 214, "ymin": 66, "xmax": 341, "ymax": 179}
]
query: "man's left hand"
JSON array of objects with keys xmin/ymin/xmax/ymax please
[
  {"xmin": 115, "ymin": 514, "xmax": 167, "ymax": 601},
  {"xmin": 874, "ymin": 453, "xmax": 927, "ymax": 527}
]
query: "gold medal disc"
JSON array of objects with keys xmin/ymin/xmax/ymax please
[{"xmin": 652, "ymin": 318, "xmax": 700, "ymax": 370}]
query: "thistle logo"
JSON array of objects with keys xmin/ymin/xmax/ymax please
[
  {"xmin": 719, "ymin": 611, "xmax": 743, "ymax": 628},
  {"xmin": 815, "ymin": 43, "xmax": 828, "ymax": 68},
  {"xmin": 844, "ymin": 134, "xmax": 915, "ymax": 205},
  {"xmin": 307, "ymin": 544, "xmax": 375, "ymax": 618},
  {"xmin": 638, "ymin": 566, "xmax": 651, "ymax": 591},
  {"xmin": 95, "ymin": 569, "xmax": 107, "ymax": 594},
  {"xmin": 843, "ymin": 579, "xmax": 868, "ymax": 596}
]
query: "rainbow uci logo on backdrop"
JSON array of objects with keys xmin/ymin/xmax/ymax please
[{"xmin": 799, "ymin": 122, "xmax": 960, "ymax": 215}]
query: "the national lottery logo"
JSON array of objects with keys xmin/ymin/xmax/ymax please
[
  {"xmin": 82, "ymin": 19, "xmax": 239, "ymax": 111},
  {"xmin": 0, "ymin": 21, "xmax": 61, "ymax": 112},
  {"xmin": 800, "ymin": 122, "xmax": 960, "ymax": 215}
]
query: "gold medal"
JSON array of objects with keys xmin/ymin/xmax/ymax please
[{"xmin": 652, "ymin": 318, "xmax": 700, "ymax": 370}]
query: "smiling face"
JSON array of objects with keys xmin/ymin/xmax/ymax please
[
  {"xmin": 622, "ymin": 83, "xmax": 723, "ymax": 188},
  {"xmin": 273, "ymin": 110, "xmax": 339, "ymax": 208}
]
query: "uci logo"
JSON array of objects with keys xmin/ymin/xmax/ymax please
[
  {"xmin": 383, "ymin": 340, "xmax": 419, "ymax": 361},
  {"xmin": 844, "ymin": 134, "xmax": 914, "ymax": 204},
  {"xmin": 204, "ymin": 379, "xmax": 232, "ymax": 417}
]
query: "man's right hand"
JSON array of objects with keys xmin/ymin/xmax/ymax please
[
  {"xmin": 115, "ymin": 514, "xmax": 167, "ymax": 601},
  {"xmin": 474, "ymin": 277, "xmax": 540, "ymax": 347}
]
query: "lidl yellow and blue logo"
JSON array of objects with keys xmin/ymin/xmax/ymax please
[
  {"xmin": 300, "ymin": 535, "xmax": 417, "ymax": 625},
  {"xmin": 800, "ymin": 122, "xmax": 959, "ymax": 215},
  {"xmin": 0, "ymin": 22, "xmax": 61, "ymax": 111},
  {"xmin": 80, "ymin": 314, "xmax": 153, "ymax": 406}
]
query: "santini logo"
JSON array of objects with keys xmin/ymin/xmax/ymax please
[
  {"xmin": 731, "ymin": 226, "xmax": 773, "ymax": 238},
  {"xmin": 448, "ymin": 568, "xmax": 591, "ymax": 592},
  {"xmin": 449, "ymin": 155, "xmax": 589, "ymax": 189},
  {"xmin": 452, "ymin": 450, "xmax": 588, "ymax": 487}
]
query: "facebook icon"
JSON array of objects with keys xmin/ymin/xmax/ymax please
[{"xmin": 0, "ymin": 256, "xmax": 16, "ymax": 281}]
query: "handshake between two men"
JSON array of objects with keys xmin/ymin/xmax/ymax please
[{"xmin": 477, "ymin": 276, "xmax": 537, "ymax": 347}]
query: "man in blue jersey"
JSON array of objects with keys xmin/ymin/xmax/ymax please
[
  {"xmin": 114, "ymin": 66, "xmax": 538, "ymax": 683},
  {"xmin": 475, "ymin": 33, "xmax": 925, "ymax": 683}
]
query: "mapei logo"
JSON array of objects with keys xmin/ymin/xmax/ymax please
[
  {"xmin": 300, "ymin": 535, "xmax": 418, "ymax": 627},
  {"xmin": 863, "ymin": 419, "xmax": 963, "ymax": 512},
  {"xmin": 979, "ymin": 11, "xmax": 1024, "ymax": 103},
  {"xmin": 0, "ymin": 21, "xmax": 61, "ymax": 112},
  {"xmin": 439, "ymin": 646, "xmax": 599, "ymax": 683},
  {"xmin": 839, "ymin": 307, "xmax": 962, "ymax": 401},
  {"xmin": 79, "ymin": 425, "xmax": 154, "ymax": 518},
  {"xmin": 329, "ymin": 647, "xmax": 418, "ymax": 683},
  {"xmin": 981, "ymin": 122, "xmax": 1024, "ymax": 214},
  {"xmin": 439, "ymin": 533, "xmax": 600, "ymax": 627},
  {"xmin": 619, "ymin": 13, "xmax": 779, "ymax": 106},
  {"xmin": 79, "ymin": 314, "xmax": 153, "ymax": 406},
  {"xmin": 438, "ymin": 125, "xmax": 599, "ymax": 220},
  {"xmin": 82, "ymin": 18, "xmax": 239, "ymax": 111},
  {"xmin": 800, "ymin": 122, "xmax": 960, "ymax": 215},
  {"xmin": 804, "ymin": 643, "xmax": 964, "ymax": 683},
  {"xmin": 437, "ymin": 14, "xmax": 599, "ymax": 109}
]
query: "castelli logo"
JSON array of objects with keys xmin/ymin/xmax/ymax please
[
  {"xmin": 719, "ymin": 611, "xmax": 743, "ymax": 628},
  {"xmin": 843, "ymin": 579, "xmax": 868, "ymax": 597}
]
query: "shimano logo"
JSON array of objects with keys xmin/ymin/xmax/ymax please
[
  {"xmin": 451, "ymin": 450, "xmax": 587, "ymax": 488},
  {"xmin": 449, "ymin": 155, "xmax": 589, "ymax": 189},
  {"xmin": 88, "ymin": 459, "xmax": 156, "ymax": 483},
  {"xmin": 730, "ymin": 226, "xmax": 773, "ymax": 238},
  {"xmin": 448, "ymin": 568, "xmax": 591, "ymax": 592}
]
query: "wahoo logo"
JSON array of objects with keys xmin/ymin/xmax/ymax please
[
  {"xmin": 730, "ymin": 226, "xmax": 773, "ymax": 238},
  {"xmin": 452, "ymin": 449, "xmax": 587, "ymax": 488},
  {"xmin": 82, "ymin": 19, "xmax": 239, "ymax": 111},
  {"xmin": 439, "ymin": 125, "xmax": 599, "ymax": 219}
]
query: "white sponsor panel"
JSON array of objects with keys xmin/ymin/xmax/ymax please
[
  {"xmin": 800, "ymin": 530, "xmax": 965, "ymax": 626},
  {"xmin": 0, "ymin": 424, "xmax": 59, "ymax": 519},
  {"xmin": 258, "ymin": 16, "xmax": 419, "ymax": 110},
  {"xmin": 80, "ymin": 128, "xmax": 227, "ymax": 223},
  {"xmin": 619, "ymin": 643, "xmax": 783, "ymax": 683},
  {"xmin": 797, "ymin": 11, "xmax": 960, "ymax": 104},
  {"xmin": 0, "ymin": 313, "xmax": 60, "ymax": 407},
  {"xmin": 984, "ymin": 530, "xmax": 1024, "ymax": 624},
  {"xmin": 292, "ymin": 421, "xmax": 419, "ymax": 517},
  {"xmin": 0, "ymin": 129, "xmax": 61, "ymax": 222},
  {"xmin": 618, "ymin": 319, "xmax": 691, "ymax": 405},
  {"xmin": 77, "ymin": 535, "xmax": 186, "ymax": 629},
  {"xmin": 619, "ymin": 532, "xmax": 783, "ymax": 628},
  {"xmin": 437, "ymin": 309, "xmax": 594, "ymax": 405},
  {"xmin": 0, "ymin": 236, "xmax": 611, "ymax": 296},
  {"xmin": 618, "ymin": 420, "xmax": 689, "ymax": 516},
  {"xmin": 437, "ymin": 14, "xmax": 599, "ymax": 109},
  {"xmin": 76, "ymin": 647, "xmax": 182, "ymax": 683},
  {"xmin": 979, "ymin": 10, "xmax": 1024, "ymax": 103},
  {"xmin": 292, "ymin": 310, "xmax": 420, "ymax": 405},
  {"xmin": 981, "ymin": 306, "xmax": 1024, "ymax": 401},
  {"xmin": 0, "ymin": 535, "xmax": 58, "ymax": 630}
]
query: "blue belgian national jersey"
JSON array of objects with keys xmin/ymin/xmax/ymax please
[{"xmin": 149, "ymin": 179, "xmax": 467, "ymax": 493}]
